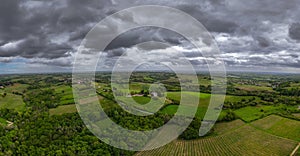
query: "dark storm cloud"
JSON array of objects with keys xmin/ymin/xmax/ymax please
[
  {"xmin": 177, "ymin": 4, "xmax": 239, "ymax": 33},
  {"xmin": 255, "ymin": 37, "xmax": 271, "ymax": 48},
  {"xmin": 289, "ymin": 23, "xmax": 300, "ymax": 41},
  {"xmin": 0, "ymin": 0, "xmax": 115, "ymax": 61},
  {"xmin": 0, "ymin": 0, "xmax": 300, "ymax": 71},
  {"xmin": 105, "ymin": 27, "xmax": 184, "ymax": 53},
  {"xmin": 0, "ymin": 36, "xmax": 72, "ymax": 59}
]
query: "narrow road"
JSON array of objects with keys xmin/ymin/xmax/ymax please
[
  {"xmin": 290, "ymin": 143, "xmax": 300, "ymax": 156},
  {"xmin": 6, "ymin": 120, "xmax": 13, "ymax": 128}
]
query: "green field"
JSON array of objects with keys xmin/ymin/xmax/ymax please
[
  {"xmin": 162, "ymin": 92, "xmax": 211, "ymax": 119},
  {"xmin": 49, "ymin": 104, "xmax": 77, "ymax": 115},
  {"xmin": 251, "ymin": 115, "xmax": 300, "ymax": 141},
  {"xmin": 132, "ymin": 96, "xmax": 151, "ymax": 105},
  {"xmin": 0, "ymin": 83, "xmax": 27, "ymax": 111},
  {"xmin": 163, "ymin": 92, "xmax": 266, "ymax": 120},
  {"xmin": 0, "ymin": 93, "xmax": 25, "ymax": 111},
  {"xmin": 3, "ymin": 83, "xmax": 28, "ymax": 93},
  {"xmin": 53, "ymin": 85, "xmax": 75, "ymax": 105},
  {"xmin": 234, "ymin": 106, "xmax": 282, "ymax": 122}
]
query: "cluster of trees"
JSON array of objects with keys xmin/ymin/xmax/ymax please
[
  {"xmin": 199, "ymin": 85, "xmax": 211, "ymax": 93},
  {"xmin": 259, "ymin": 94, "xmax": 300, "ymax": 106},
  {"xmin": 219, "ymin": 110, "xmax": 238, "ymax": 122},
  {"xmin": 23, "ymin": 89, "xmax": 61, "ymax": 109},
  {"xmin": 0, "ymin": 81, "xmax": 13, "ymax": 87},
  {"xmin": 1, "ymin": 92, "xmax": 7, "ymax": 98},
  {"xmin": 223, "ymin": 97, "xmax": 257, "ymax": 109},
  {"xmin": 12, "ymin": 91, "xmax": 23, "ymax": 96},
  {"xmin": 178, "ymin": 118, "xmax": 202, "ymax": 140},
  {"xmin": 277, "ymin": 88, "xmax": 300, "ymax": 96},
  {"xmin": 0, "ymin": 109, "xmax": 134, "ymax": 155}
]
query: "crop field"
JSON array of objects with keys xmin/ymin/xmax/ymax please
[
  {"xmin": 235, "ymin": 84, "xmax": 273, "ymax": 92},
  {"xmin": 213, "ymin": 119, "xmax": 245, "ymax": 135},
  {"xmin": 250, "ymin": 115, "xmax": 283, "ymax": 129},
  {"xmin": 49, "ymin": 104, "xmax": 77, "ymax": 115},
  {"xmin": 252, "ymin": 115, "xmax": 300, "ymax": 141},
  {"xmin": 136, "ymin": 122, "xmax": 298, "ymax": 156}
]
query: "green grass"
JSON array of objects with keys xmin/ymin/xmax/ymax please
[
  {"xmin": 234, "ymin": 106, "xmax": 281, "ymax": 122},
  {"xmin": 49, "ymin": 104, "xmax": 77, "ymax": 115},
  {"xmin": 163, "ymin": 92, "xmax": 211, "ymax": 119},
  {"xmin": 132, "ymin": 96, "xmax": 151, "ymax": 105},
  {"xmin": 0, "ymin": 93, "xmax": 25, "ymax": 111},
  {"xmin": 161, "ymin": 105, "xmax": 178, "ymax": 114},
  {"xmin": 4, "ymin": 83, "xmax": 28, "ymax": 93},
  {"xmin": 166, "ymin": 92, "xmax": 211, "ymax": 102},
  {"xmin": 52, "ymin": 85, "xmax": 75, "ymax": 105}
]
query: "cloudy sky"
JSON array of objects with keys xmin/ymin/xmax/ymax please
[{"xmin": 1, "ymin": 0, "xmax": 300, "ymax": 74}]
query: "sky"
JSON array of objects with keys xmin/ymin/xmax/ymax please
[{"xmin": 0, "ymin": 0, "xmax": 300, "ymax": 74}]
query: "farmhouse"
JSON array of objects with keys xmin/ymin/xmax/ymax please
[{"xmin": 150, "ymin": 92, "xmax": 158, "ymax": 97}]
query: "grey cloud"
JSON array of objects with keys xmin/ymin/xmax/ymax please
[
  {"xmin": 289, "ymin": 23, "xmax": 300, "ymax": 41},
  {"xmin": 0, "ymin": 0, "xmax": 115, "ymax": 60},
  {"xmin": 0, "ymin": 57, "xmax": 13, "ymax": 63},
  {"xmin": 255, "ymin": 36, "xmax": 271, "ymax": 48},
  {"xmin": 28, "ymin": 57, "xmax": 73, "ymax": 67},
  {"xmin": 1, "ymin": 0, "xmax": 300, "ymax": 72},
  {"xmin": 0, "ymin": 36, "xmax": 72, "ymax": 59},
  {"xmin": 105, "ymin": 27, "xmax": 183, "ymax": 51}
]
